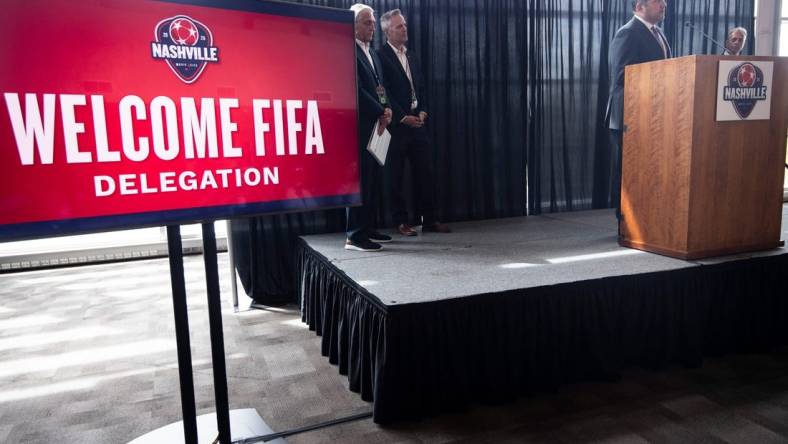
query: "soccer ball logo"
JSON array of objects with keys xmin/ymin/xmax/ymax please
[
  {"xmin": 725, "ymin": 62, "xmax": 766, "ymax": 119},
  {"xmin": 169, "ymin": 18, "xmax": 199, "ymax": 46},
  {"xmin": 737, "ymin": 63, "xmax": 756, "ymax": 87},
  {"xmin": 152, "ymin": 15, "xmax": 218, "ymax": 84}
]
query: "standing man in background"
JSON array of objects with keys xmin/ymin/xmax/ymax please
[
  {"xmin": 724, "ymin": 27, "xmax": 748, "ymax": 55},
  {"xmin": 377, "ymin": 9, "xmax": 450, "ymax": 236},
  {"xmin": 346, "ymin": 3, "xmax": 393, "ymax": 251},
  {"xmin": 606, "ymin": 0, "xmax": 671, "ymax": 229}
]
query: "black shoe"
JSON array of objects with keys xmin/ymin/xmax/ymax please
[
  {"xmin": 345, "ymin": 238, "xmax": 383, "ymax": 252},
  {"xmin": 367, "ymin": 230, "xmax": 392, "ymax": 243}
]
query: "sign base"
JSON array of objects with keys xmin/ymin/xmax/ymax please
[{"xmin": 128, "ymin": 408, "xmax": 287, "ymax": 444}]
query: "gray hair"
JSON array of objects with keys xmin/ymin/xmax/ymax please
[
  {"xmin": 380, "ymin": 9, "xmax": 403, "ymax": 34},
  {"xmin": 350, "ymin": 3, "xmax": 374, "ymax": 22},
  {"xmin": 727, "ymin": 27, "xmax": 748, "ymax": 39}
]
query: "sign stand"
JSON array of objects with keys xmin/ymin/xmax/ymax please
[
  {"xmin": 166, "ymin": 225, "xmax": 199, "ymax": 443},
  {"xmin": 132, "ymin": 218, "xmax": 376, "ymax": 443},
  {"xmin": 164, "ymin": 222, "xmax": 232, "ymax": 444},
  {"xmin": 150, "ymin": 222, "xmax": 369, "ymax": 444}
]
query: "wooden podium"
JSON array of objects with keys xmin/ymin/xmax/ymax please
[{"xmin": 620, "ymin": 55, "xmax": 787, "ymax": 259}]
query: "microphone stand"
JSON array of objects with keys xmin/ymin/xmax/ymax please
[{"xmin": 685, "ymin": 22, "xmax": 729, "ymax": 54}]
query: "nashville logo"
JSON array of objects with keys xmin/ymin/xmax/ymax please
[
  {"xmin": 722, "ymin": 63, "xmax": 767, "ymax": 119},
  {"xmin": 151, "ymin": 15, "xmax": 219, "ymax": 84}
]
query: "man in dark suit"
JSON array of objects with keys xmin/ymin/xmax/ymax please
[
  {"xmin": 377, "ymin": 9, "xmax": 450, "ymax": 236},
  {"xmin": 346, "ymin": 4, "xmax": 393, "ymax": 251},
  {"xmin": 607, "ymin": 0, "xmax": 671, "ymax": 225}
]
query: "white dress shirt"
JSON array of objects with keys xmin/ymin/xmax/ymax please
[
  {"xmin": 387, "ymin": 41, "xmax": 418, "ymax": 111},
  {"xmin": 387, "ymin": 41, "xmax": 413, "ymax": 83}
]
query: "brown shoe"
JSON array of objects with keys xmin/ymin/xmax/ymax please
[
  {"xmin": 422, "ymin": 222, "xmax": 451, "ymax": 233},
  {"xmin": 397, "ymin": 223, "xmax": 418, "ymax": 236}
]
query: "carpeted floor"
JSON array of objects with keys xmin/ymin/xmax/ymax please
[
  {"xmin": 1, "ymin": 206, "xmax": 788, "ymax": 443},
  {"xmin": 299, "ymin": 208, "xmax": 788, "ymax": 306}
]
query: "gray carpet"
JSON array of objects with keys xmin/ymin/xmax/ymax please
[{"xmin": 301, "ymin": 208, "xmax": 788, "ymax": 306}]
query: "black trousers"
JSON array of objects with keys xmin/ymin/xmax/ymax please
[
  {"xmin": 386, "ymin": 126, "xmax": 437, "ymax": 226},
  {"xmin": 609, "ymin": 128, "xmax": 623, "ymax": 219},
  {"xmin": 346, "ymin": 149, "xmax": 382, "ymax": 241}
]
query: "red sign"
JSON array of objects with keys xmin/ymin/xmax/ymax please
[{"xmin": 0, "ymin": 0, "xmax": 359, "ymax": 240}]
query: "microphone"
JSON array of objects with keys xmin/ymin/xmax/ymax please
[{"xmin": 685, "ymin": 21, "xmax": 729, "ymax": 54}]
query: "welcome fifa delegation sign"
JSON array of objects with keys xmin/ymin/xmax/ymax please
[{"xmin": 0, "ymin": 0, "xmax": 359, "ymax": 240}]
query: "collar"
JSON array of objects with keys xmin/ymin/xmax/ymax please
[
  {"xmin": 634, "ymin": 14, "xmax": 659, "ymax": 30},
  {"xmin": 387, "ymin": 41, "xmax": 407, "ymax": 55},
  {"xmin": 355, "ymin": 39, "xmax": 370, "ymax": 51}
]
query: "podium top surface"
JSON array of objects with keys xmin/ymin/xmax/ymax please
[{"xmin": 631, "ymin": 54, "xmax": 788, "ymax": 69}]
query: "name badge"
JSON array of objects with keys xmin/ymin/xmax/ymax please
[{"xmin": 376, "ymin": 85, "xmax": 387, "ymax": 105}]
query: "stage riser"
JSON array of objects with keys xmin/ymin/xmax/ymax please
[{"xmin": 298, "ymin": 241, "xmax": 788, "ymax": 424}]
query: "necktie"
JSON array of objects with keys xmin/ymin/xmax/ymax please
[{"xmin": 651, "ymin": 26, "xmax": 668, "ymax": 59}]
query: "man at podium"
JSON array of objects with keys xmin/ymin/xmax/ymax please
[
  {"xmin": 606, "ymin": 0, "xmax": 671, "ymax": 224},
  {"xmin": 723, "ymin": 27, "xmax": 748, "ymax": 55}
]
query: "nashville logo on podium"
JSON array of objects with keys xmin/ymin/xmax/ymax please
[
  {"xmin": 151, "ymin": 15, "xmax": 219, "ymax": 84},
  {"xmin": 722, "ymin": 63, "xmax": 767, "ymax": 119},
  {"xmin": 716, "ymin": 60, "xmax": 773, "ymax": 121}
]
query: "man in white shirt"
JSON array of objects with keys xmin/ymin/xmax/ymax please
[
  {"xmin": 377, "ymin": 9, "xmax": 450, "ymax": 237},
  {"xmin": 724, "ymin": 27, "xmax": 747, "ymax": 55},
  {"xmin": 605, "ymin": 0, "xmax": 671, "ymax": 231}
]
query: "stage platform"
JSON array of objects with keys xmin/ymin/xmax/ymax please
[{"xmin": 298, "ymin": 206, "xmax": 788, "ymax": 424}]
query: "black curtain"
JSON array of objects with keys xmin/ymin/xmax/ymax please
[
  {"xmin": 527, "ymin": 0, "xmax": 754, "ymax": 214},
  {"xmin": 233, "ymin": 0, "xmax": 755, "ymax": 305}
]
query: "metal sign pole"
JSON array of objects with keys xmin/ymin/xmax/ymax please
[
  {"xmin": 202, "ymin": 222, "xmax": 232, "ymax": 443},
  {"xmin": 166, "ymin": 225, "xmax": 198, "ymax": 444}
]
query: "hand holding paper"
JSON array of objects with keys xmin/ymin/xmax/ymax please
[{"xmin": 367, "ymin": 121, "xmax": 391, "ymax": 165}]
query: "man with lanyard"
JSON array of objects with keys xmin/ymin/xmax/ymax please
[
  {"xmin": 346, "ymin": 4, "xmax": 393, "ymax": 251},
  {"xmin": 377, "ymin": 9, "xmax": 450, "ymax": 236}
]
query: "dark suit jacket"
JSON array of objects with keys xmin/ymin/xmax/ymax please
[
  {"xmin": 356, "ymin": 43, "xmax": 387, "ymax": 145},
  {"xmin": 606, "ymin": 17, "xmax": 672, "ymax": 130},
  {"xmin": 376, "ymin": 42, "xmax": 426, "ymax": 132}
]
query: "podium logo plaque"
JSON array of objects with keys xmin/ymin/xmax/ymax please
[{"xmin": 716, "ymin": 60, "xmax": 773, "ymax": 121}]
